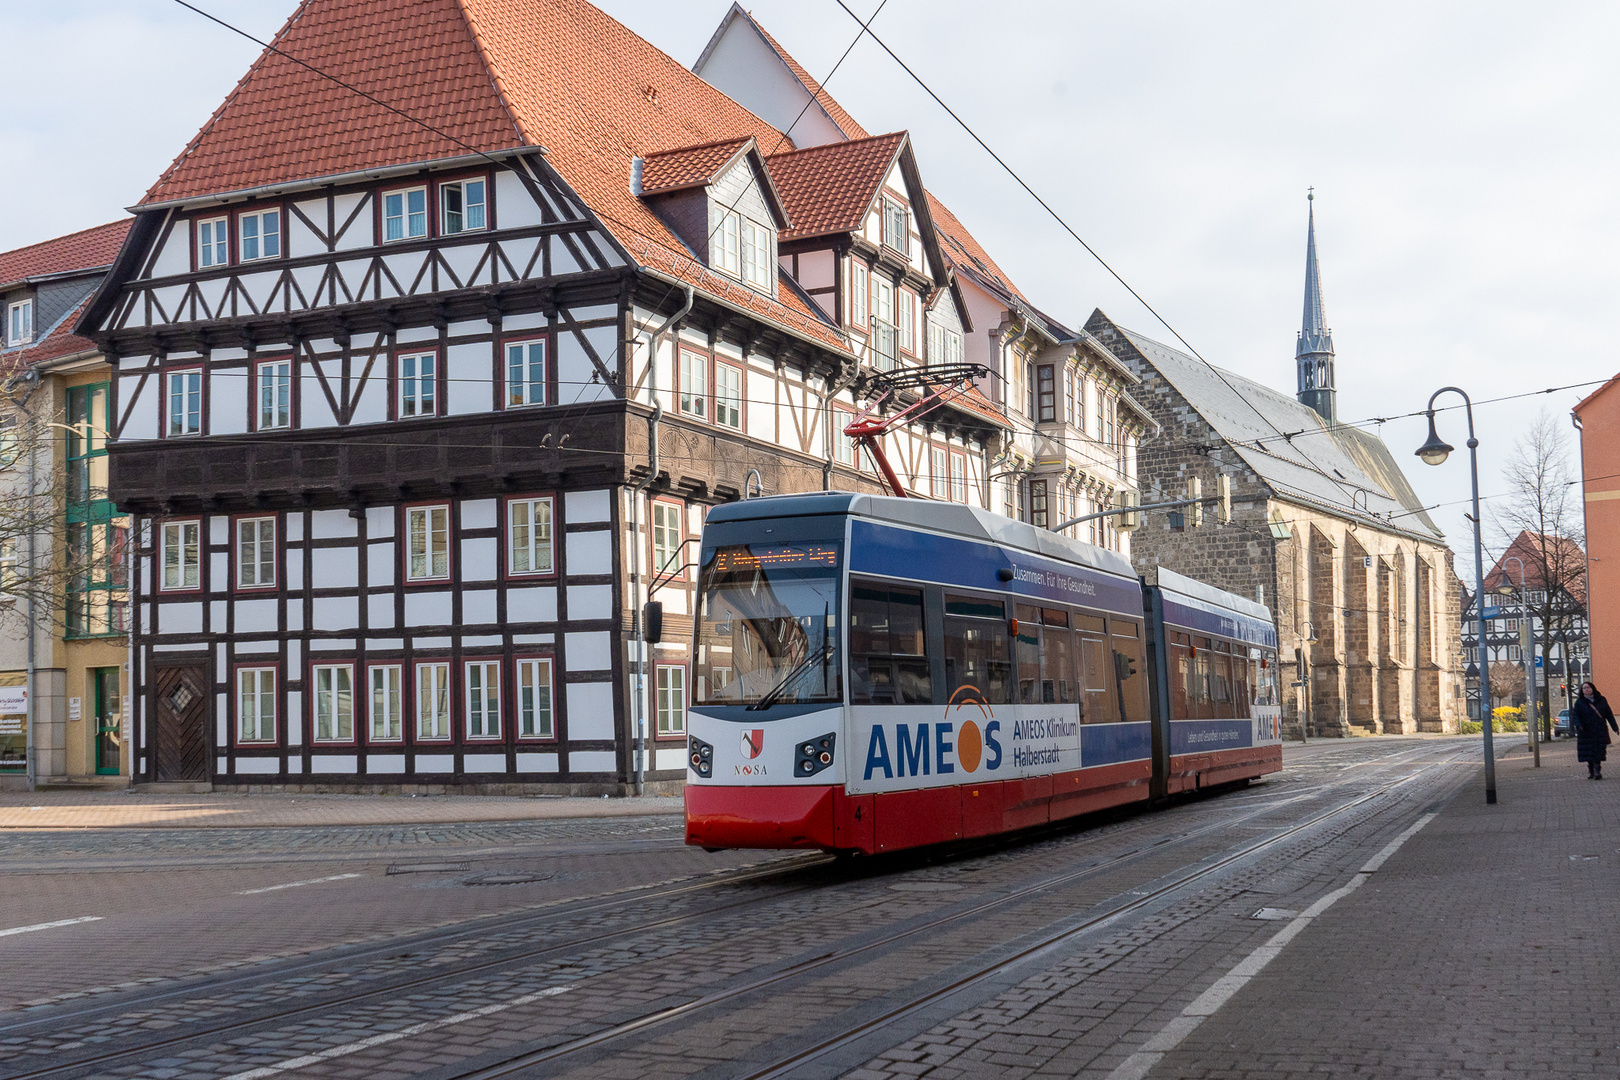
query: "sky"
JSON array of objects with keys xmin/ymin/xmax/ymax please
[{"xmin": 3, "ymin": 0, "xmax": 1614, "ymax": 572}]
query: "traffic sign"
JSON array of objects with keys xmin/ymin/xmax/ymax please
[
  {"xmin": 1481, "ymin": 606, "xmax": 1502, "ymax": 620},
  {"xmin": 1535, "ymin": 656, "xmax": 1544, "ymax": 668}
]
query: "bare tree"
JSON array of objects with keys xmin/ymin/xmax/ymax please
[{"xmin": 1490, "ymin": 409, "xmax": 1587, "ymax": 732}]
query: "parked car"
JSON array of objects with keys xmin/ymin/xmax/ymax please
[{"xmin": 1554, "ymin": 709, "xmax": 1572, "ymax": 738}]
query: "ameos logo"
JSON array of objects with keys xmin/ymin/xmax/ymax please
[{"xmin": 863, "ymin": 687, "xmax": 1003, "ymax": 780}]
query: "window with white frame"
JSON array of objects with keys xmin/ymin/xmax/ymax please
[
  {"xmin": 397, "ymin": 351, "xmax": 437, "ymax": 418},
  {"xmin": 928, "ymin": 322, "xmax": 963, "ymax": 366},
  {"xmin": 881, "ymin": 197, "xmax": 909, "ymax": 256},
  {"xmin": 236, "ymin": 516, "xmax": 275, "ymax": 589},
  {"xmin": 652, "ymin": 500, "xmax": 682, "ymax": 576},
  {"xmin": 505, "ymin": 339, "xmax": 546, "ymax": 407},
  {"xmin": 516, "ymin": 657, "xmax": 554, "ymax": 739},
  {"xmin": 740, "ymin": 218, "xmax": 772, "ymax": 289},
  {"xmin": 197, "ymin": 217, "xmax": 229, "ymax": 268},
  {"xmin": 161, "ymin": 520, "xmax": 200, "ymax": 591},
  {"xmin": 851, "ymin": 263, "xmax": 868, "ymax": 328},
  {"xmin": 1030, "ymin": 479, "xmax": 1049, "ymax": 529},
  {"xmin": 508, "ymin": 497, "xmax": 553, "ymax": 576},
  {"xmin": 1508, "ymin": 644, "xmax": 1521, "ymax": 662},
  {"xmin": 1025, "ymin": 360, "xmax": 1036, "ymax": 418},
  {"xmin": 465, "ymin": 660, "xmax": 501, "ymax": 739},
  {"xmin": 416, "ymin": 662, "xmax": 451, "ymax": 740},
  {"xmin": 440, "ymin": 179, "xmax": 486, "ymax": 235},
  {"xmin": 679, "ymin": 350, "xmax": 708, "ymax": 419},
  {"xmin": 313, "ymin": 664, "xmax": 353, "ymax": 742},
  {"xmin": 950, "ymin": 451, "xmax": 968, "ymax": 504},
  {"xmin": 1065, "ymin": 369, "xmax": 1077, "ymax": 426},
  {"xmin": 5, "ymin": 299, "xmax": 31, "ymax": 346},
  {"xmin": 833, "ymin": 408, "xmax": 857, "ymax": 468},
  {"xmin": 896, "ymin": 290, "xmax": 915, "ymax": 355},
  {"xmin": 713, "ymin": 211, "xmax": 741, "ymax": 276},
  {"xmin": 715, "ymin": 363, "xmax": 742, "ymax": 429},
  {"xmin": 871, "ymin": 277, "xmax": 895, "ymax": 370},
  {"xmin": 167, "ymin": 370, "xmax": 202, "ymax": 436},
  {"xmin": 257, "ymin": 358, "xmax": 291, "ymax": 429},
  {"xmin": 384, "ymin": 187, "xmax": 429, "ymax": 242},
  {"xmin": 656, "ymin": 664, "xmax": 686, "ymax": 735},
  {"xmin": 930, "ymin": 447, "xmax": 949, "ymax": 499},
  {"xmin": 405, "ymin": 504, "xmax": 450, "ymax": 581},
  {"xmin": 237, "ymin": 667, "xmax": 276, "ymax": 743},
  {"xmin": 369, "ymin": 665, "xmax": 402, "ymax": 741},
  {"xmin": 238, "ymin": 210, "xmax": 281, "ymax": 262},
  {"xmin": 0, "ymin": 537, "xmax": 16, "ymax": 597}
]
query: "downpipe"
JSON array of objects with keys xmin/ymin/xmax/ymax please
[{"xmin": 630, "ymin": 286, "xmax": 692, "ymax": 797}]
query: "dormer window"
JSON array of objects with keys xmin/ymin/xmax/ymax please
[
  {"xmin": 712, "ymin": 210, "xmax": 774, "ymax": 292},
  {"xmin": 740, "ymin": 219, "xmax": 773, "ymax": 289},
  {"xmin": 440, "ymin": 180, "xmax": 486, "ymax": 235},
  {"xmin": 384, "ymin": 187, "xmax": 429, "ymax": 243},
  {"xmin": 881, "ymin": 197, "xmax": 909, "ymax": 257},
  {"xmin": 5, "ymin": 300, "xmax": 32, "ymax": 346},
  {"xmin": 713, "ymin": 212, "xmax": 741, "ymax": 276}
]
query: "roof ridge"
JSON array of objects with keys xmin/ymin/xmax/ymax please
[
  {"xmin": 645, "ymin": 134, "xmax": 753, "ymax": 157},
  {"xmin": 765, "ymin": 131, "xmax": 905, "ymax": 160}
]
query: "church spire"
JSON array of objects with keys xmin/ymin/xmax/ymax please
[{"xmin": 1296, "ymin": 191, "xmax": 1336, "ymax": 423}]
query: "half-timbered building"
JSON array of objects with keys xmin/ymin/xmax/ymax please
[{"xmin": 79, "ymin": 0, "xmax": 1025, "ymax": 791}]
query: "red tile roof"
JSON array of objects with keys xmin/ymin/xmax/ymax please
[
  {"xmin": 925, "ymin": 193, "xmax": 1032, "ymax": 308},
  {"xmin": 767, "ymin": 133, "xmax": 905, "ymax": 241},
  {"xmin": 0, "ymin": 220, "xmax": 131, "ymax": 291},
  {"xmin": 1484, "ymin": 530, "xmax": 1588, "ymax": 607},
  {"xmin": 140, "ymin": 0, "xmax": 849, "ymax": 354},
  {"xmin": 142, "ymin": 0, "xmax": 523, "ymax": 206},
  {"xmin": 640, "ymin": 137, "xmax": 752, "ymax": 194},
  {"xmin": 742, "ymin": 12, "xmax": 871, "ymax": 142}
]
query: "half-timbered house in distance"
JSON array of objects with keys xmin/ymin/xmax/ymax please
[{"xmin": 80, "ymin": 0, "xmax": 1058, "ymax": 791}]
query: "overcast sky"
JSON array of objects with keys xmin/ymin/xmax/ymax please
[{"xmin": 4, "ymin": 0, "xmax": 1613, "ymax": 572}]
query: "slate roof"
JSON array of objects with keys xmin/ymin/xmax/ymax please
[
  {"xmin": 767, "ymin": 133, "xmax": 906, "ymax": 241},
  {"xmin": 640, "ymin": 137, "xmax": 753, "ymax": 194},
  {"xmin": 1088, "ymin": 311, "xmax": 1445, "ymax": 541},
  {"xmin": 0, "ymin": 220, "xmax": 131, "ymax": 291}
]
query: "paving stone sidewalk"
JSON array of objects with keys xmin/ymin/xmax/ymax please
[
  {"xmin": 1154, "ymin": 735, "xmax": 1620, "ymax": 1079},
  {"xmin": 0, "ymin": 790, "xmax": 683, "ymax": 829}
]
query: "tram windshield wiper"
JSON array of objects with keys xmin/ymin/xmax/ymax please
[{"xmin": 748, "ymin": 641, "xmax": 835, "ymax": 710}]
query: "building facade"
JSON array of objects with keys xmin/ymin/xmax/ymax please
[
  {"xmin": 1085, "ymin": 205, "xmax": 1466, "ymax": 737},
  {"xmin": 0, "ymin": 221, "xmax": 134, "ymax": 789},
  {"xmin": 79, "ymin": 0, "xmax": 1153, "ymax": 792},
  {"xmin": 1574, "ymin": 377, "xmax": 1617, "ymax": 691}
]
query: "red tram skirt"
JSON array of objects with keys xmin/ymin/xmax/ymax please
[{"xmin": 1165, "ymin": 743, "xmax": 1282, "ymax": 795}]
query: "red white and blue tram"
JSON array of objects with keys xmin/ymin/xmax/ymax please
[{"xmin": 684, "ymin": 493, "xmax": 1280, "ymax": 855}]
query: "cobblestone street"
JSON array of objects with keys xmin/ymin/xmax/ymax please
[{"xmin": 0, "ymin": 736, "xmax": 1601, "ymax": 1080}]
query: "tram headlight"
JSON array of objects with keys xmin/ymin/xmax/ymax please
[
  {"xmin": 688, "ymin": 735, "xmax": 714, "ymax": 779},
  {"xmin": 795, "ymin": 733, "xmax": 836, "ymax": 778}
]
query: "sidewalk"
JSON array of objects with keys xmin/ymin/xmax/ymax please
[
  {"xmin": 1160, "ymin": 735, "xmax": 1620, "ymax": 1078},
  {"xmin": 0, "ymin": 790, "xmax": 683, "ymax": 829}
]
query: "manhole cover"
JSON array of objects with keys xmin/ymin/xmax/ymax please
[
  {"xmin": 889, "ymin": 882, "xmax": 962, "ymax": 893},
  {"xmin": 462, "ymin": 871, "xmax": 554, "ymax": 886}
]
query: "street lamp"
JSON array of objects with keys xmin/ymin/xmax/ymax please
[
  {"xmin": 1296, "ymin": 621, "xmax": 1318, "ymax": 744},
  {"xmin": 1496, "ymin": 554, "xmax": 1539, "ymax": 767},
  {"xmin": 1415, "ymin": 387, "xmax": 1496, "ymax": 804}
]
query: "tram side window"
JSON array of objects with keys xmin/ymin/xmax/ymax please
[
  {"xmin": 849, "ymin": 581, "xmax": 932, "ymax": 705},
  {"xmin": 1043, "ymin": 608, "xmax": 1076, "ymax": 705},
  {"xmin": 1077, "ymin": 613, "xmax": 1115, "ymax": 724},
  {"xmin": 1229, "ymin": 645, "xmax": 1252, "ymax": 718},
  {"xmin": 1110, "ymin": 619, "xmax": 1149, "ymax": 723},
  {"xmin": 1210, "ymin": 642, "xmax": 1233, "ymax": 711},
  {"xmin": 1193, "ymin": 636, "xmax": 1215, "ymax": 719},
  {"xmin": 1169, "ymin": 631, "xmax": 1192, "ymax": 721},
  {"xmin": 944, "ymin": 594, "xmax": 1011, "ymax": 704},
  {"xmin": 1251, "ymin": 649, "xmax": 1279, "ymax": 707}
]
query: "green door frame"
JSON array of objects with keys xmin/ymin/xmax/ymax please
[{"xmin": 93, "ymin": 666, "xmax": 121, "ymax": 775}]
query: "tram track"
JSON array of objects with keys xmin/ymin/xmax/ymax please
[
  {"xmin": 1, "ymin": 743, "xmax": 1470, "ymax": 1080},
  {"xmin": 431, "ymin": 747, "xmax": 1472, "ymax": 1080}
]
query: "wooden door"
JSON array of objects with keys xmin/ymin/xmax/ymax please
[{"xmin": 153, "ymin": 663, "xmax": 208, "ymax": 782}]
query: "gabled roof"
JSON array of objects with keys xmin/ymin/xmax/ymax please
[
  {"xmin": 1484, "ymin": 530, "xmax": 1587, "ymax": 607},
  {"xmin": 1574, "ymin": 370, "xmax": 1620, "ymax": 415},
  {"xmin": 696, "ymin": 4, "xmax": 871, "ymax": 145},
  {"xmin": 767, "ymin": 133, "xmax": 906, "ymax": 241},
  {"xmin": 640, "ymin": 137, "xmax": 753, "ymax": 194},
  {"xmin": 0, "ymin": 220, "xmax": 131, "ymax": 292},
  {"xmin": 131, "ymin": 0, "xmax": 852, "ymax": 356},
  {"xmin": 1087, "ymin": 310, "xmax": 1445, "ymax": 541}
]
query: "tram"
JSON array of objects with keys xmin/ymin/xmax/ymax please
[{"xmin": 683, "ymin": 492, "xmax": 1280, "ymax": 855}]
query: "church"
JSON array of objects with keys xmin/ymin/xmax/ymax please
[{"xmin": 1087, "ymin": 202, "xmax": 1466, "ymax": 736}]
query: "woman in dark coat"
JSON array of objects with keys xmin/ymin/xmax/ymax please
[{"xmin": 1572, "ymin": 681, "xmax": 1618, "ymax": 779}]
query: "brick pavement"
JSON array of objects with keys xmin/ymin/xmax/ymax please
[
  {"xmin": 0, "ymin": 791, "xmax": 683, "ymax": 829},
  {"xmin": 1148, "ymin": 736, "xmax": 1616, "ymax": 1079}
]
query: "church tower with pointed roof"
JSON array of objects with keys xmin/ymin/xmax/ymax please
[{"xmin": 1296, "ymin": 195, "xmax": 1336, "ymax": 423}]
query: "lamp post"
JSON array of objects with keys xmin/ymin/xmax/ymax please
[
  {"xmin": 1496, "ymin": 555, "xmax": 1539, "ymax": 767},
  {"xmin": 1296, "ymin": 622, "xmax": 1318, "ymax": 744},
  {"xmin": 1416, "ymin": 388, "xmax": 1496, "ymax": 804}
]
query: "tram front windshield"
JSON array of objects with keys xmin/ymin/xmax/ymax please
[{"xmin": 695, "ymin": 542, "xmax": 842, "ymax": 707}]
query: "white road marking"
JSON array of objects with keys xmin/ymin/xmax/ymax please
[
  {"xmin": 236, "ymin": 873, "xmax": 363, "ymax": 895},
  {"xmin": 224, "ymin": 984, "xmax": 573, "ymax": 1079},
  {"xmin": 0, "ymin": 916, "xmax": 103, "ymax": 938},
  {"xmin": 1105, "ymin": 811, "xmax": 1439, "ymax": 1080}
]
